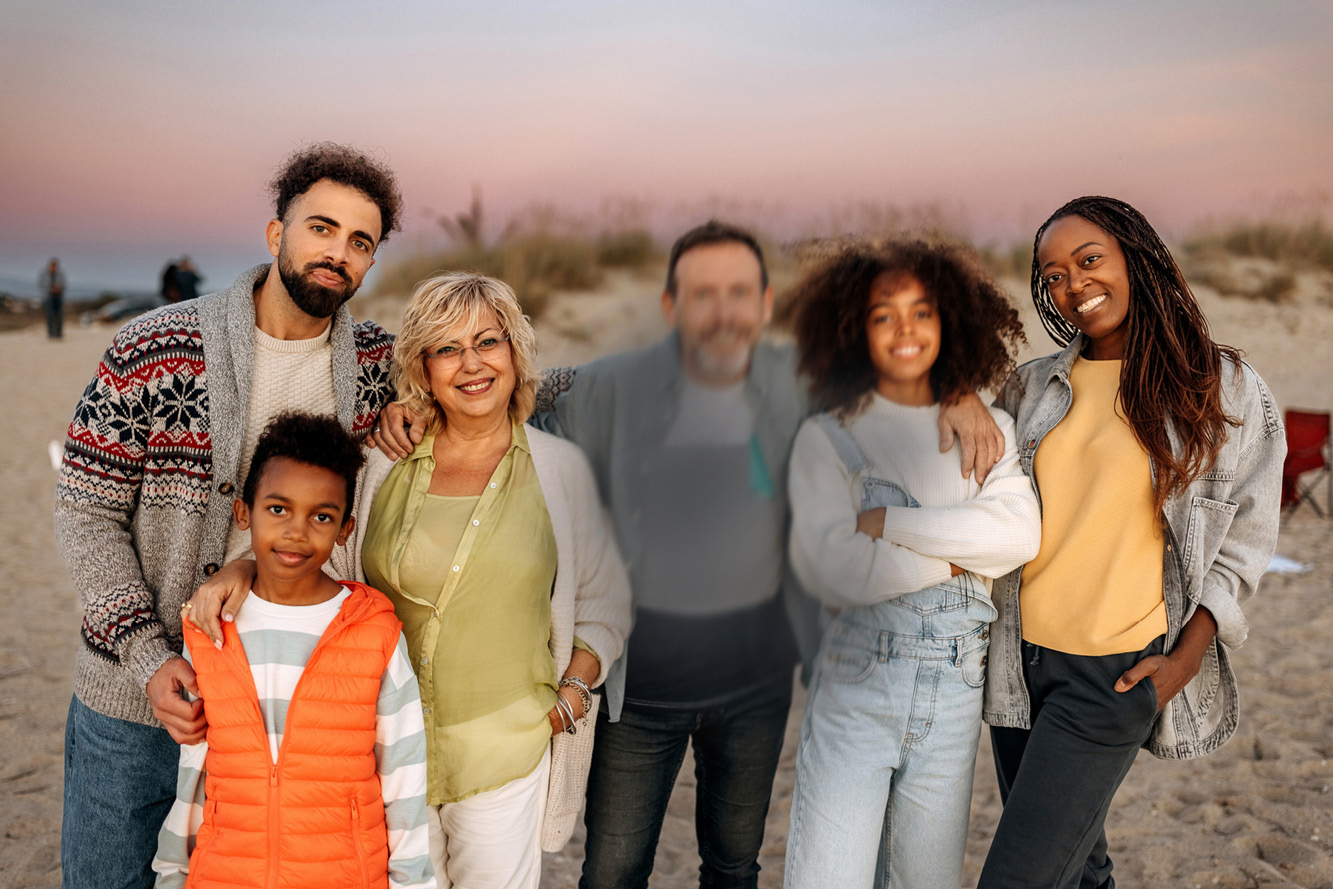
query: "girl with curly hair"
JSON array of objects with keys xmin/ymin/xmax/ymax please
[
  {"xmin": 978, "ymin": 197, "xmax": 1285, "ymax": 888},
  {"xmin": 783, "ymin": 239, "xmax": 1040, "ymax": 888}
]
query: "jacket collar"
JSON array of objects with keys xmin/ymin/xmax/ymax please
[{"xmin": 1045, "ymin": 333, "xmax": 1089, "ymax": 385}]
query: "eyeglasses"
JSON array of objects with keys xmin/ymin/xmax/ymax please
[{"xmin": 428, "ymin": 335, "xmax": 510, "ymax": 365}]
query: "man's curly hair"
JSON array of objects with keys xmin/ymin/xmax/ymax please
[
  {"xmin": 791, "ymin": 238, "xmax": 1026, "ymax": 418},
  {"xmin": 269, "ymin": 143, "xmax": 403, "ymax": 246},
  {"xmin": 242, "ymin": 412, "xmax": 366, "ymax": 518}
]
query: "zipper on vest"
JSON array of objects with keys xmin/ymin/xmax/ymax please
[
  {"xmin": 350, "ymin": 798, "xmax": 370, "ymax": 889},
  {"xmin": 266, "ymin": 764, "xmax": 279, "ymax": 889}
]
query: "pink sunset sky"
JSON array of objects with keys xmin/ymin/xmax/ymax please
[{"xmin": 1, "ymin": 0, "xmax": 1330, "ymax": 293}]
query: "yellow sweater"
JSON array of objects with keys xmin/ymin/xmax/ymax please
[{"xmin": 1019, "ymin": 358, "xmax": 1166, "ymax": 656}]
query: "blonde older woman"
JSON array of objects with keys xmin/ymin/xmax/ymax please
[{"xmin": 190, "ymin": 273, "xmax": 631, "ymax": 889}]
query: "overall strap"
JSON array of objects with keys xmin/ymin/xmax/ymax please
[{"xmin": 814, "ymin": 413, "xmax": 871, "ymax": 476}]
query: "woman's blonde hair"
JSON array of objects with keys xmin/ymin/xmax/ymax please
[{"xmin": 392, "ymin": 273, "xmax": 540, "ymax": 432}]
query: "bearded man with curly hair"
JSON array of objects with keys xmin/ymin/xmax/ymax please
[{"xmin": 54, "ymin": 143, "xmax": 403, "ymax": 889}]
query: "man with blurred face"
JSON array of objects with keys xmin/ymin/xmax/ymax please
[
  {"xmin": 54, "ymin": 143, "xmax": 402, "ymax": 889},
  {"xmin": 662, "ymin": 237, "xmax": 774, "ymax": 384}
]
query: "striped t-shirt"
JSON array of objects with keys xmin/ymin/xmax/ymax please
[{"xmin": 152, "ymin": 587, "xmax": 435, "ymax": 889}]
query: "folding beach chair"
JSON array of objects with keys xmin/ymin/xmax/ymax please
[{"xmin": 1281, "ymin": 409, "xmax": 1331, "ymax": 518}]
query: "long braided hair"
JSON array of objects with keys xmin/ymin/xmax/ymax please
[{"xmin": 1030, "ymin": 196, "xmax": 1241, "ymax": 516}]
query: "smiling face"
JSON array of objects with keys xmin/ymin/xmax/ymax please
[
  {"xmin": 424, "ymin": 308, "xmax": 516, "ymax": 427},
  {"xmin": 233, "ymin": 456, "xmax": 353, "ymax": 602},
  {"xmin": 662, "ymin": 241, "xmax": 773, "ymax": 386},
  {"xmin": 1037, "ymin": 214, "xmax": 1132, "ymax": 360},
  {"xmin": 267, "ymin": 179, "xmax": 382, "ymax": 319},
  {"xmin": 865, "ymin": 273, "xmax": 941, "ymax": 406}
]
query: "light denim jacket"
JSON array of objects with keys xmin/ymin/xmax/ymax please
[{"xmin": 982, "ymin": 335, "xmax": 1285, "ymax": 759}]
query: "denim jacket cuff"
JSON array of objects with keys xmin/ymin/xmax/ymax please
[{"xmin": 1196, "ymin": 581, "xmax": 1248, "ymax": 649}]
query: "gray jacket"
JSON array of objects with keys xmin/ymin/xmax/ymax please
[
  {"xmin": 532, "ymin": 333, "xmax": 819, "ymax": 716},
  {"xmin": 983, "ymin": 335, "xmax": 1285, "ymax": 759}
]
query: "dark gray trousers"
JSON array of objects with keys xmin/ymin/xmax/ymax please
[{"xmin": 979, "ymin": 636, "xmax": 1164, "ymax": 889}]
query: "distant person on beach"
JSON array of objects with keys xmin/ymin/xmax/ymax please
[
  {"xmin": 978, "ymin": 196, "xmax": 1285, "ymax": 888},
  {"xmin": 160, "ymin": 261, "xmax": 182, "ymax": 303},
  {"xmin": 54, "ymin": 142, "xmax": 402, "ymax": 889},
  {"xmin": 371, "ymin": 221, "xmax": 1008, "ymax": 889},
  {"xmin": 174, "ymin": 256, "xmax": 202, "ymax": 302},
  {"xmin": 153, "ymin": 413, "xmax": 435, "ymax": 889},
  {"xmin": 781, "ymin": 240, "xmax": 1038, "ymax": 889},
  {"xmin": 40, "ymin": 257, "xmax": 65, "ymax": 338}
]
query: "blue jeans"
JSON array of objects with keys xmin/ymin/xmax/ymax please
[
  {"xmin": 579, "ymin": 675, "xmax": 792, "ymax": 889},
  {"xmin": 62, "ymin": 695, "xmax": 180, "ymax": 889},
  {"xmin": 785, "ymin": 580, "xmax": 996, "ymax": 889}
]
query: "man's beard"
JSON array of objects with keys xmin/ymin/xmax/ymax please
[
  {"xmin": 684, "ymin": 324, "xmax": 758, "ymax": 384},
  {"xmin": 277, "ymin": 247, "xmax": 356, "ymax": 319}
]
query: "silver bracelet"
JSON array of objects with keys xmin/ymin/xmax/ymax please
[
  {"xmin": 554, "ymin": 693, "xmax": 577, "ymax": 735},
  {"xmin": 552, "ymin": 695, "xmax": 571, "ymax": 733},
  {"xmin": 558, "ymin": 676, "xmax": 592, "ymax": 719}
]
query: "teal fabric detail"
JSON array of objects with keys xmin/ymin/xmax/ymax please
[{"xmin": 749, "ymin": 434, "xmax": 775, "ymax": 498}]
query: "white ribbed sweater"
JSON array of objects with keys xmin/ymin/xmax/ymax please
[{"xmin": 788, "ymin": 395, "xmax": 1041, "ymax": 608}]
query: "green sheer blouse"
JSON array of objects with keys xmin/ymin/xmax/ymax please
[{"xmin": 362, "ymin": 421, "xmax": 560, "ymax": 804}]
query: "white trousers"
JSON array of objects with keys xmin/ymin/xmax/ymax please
[{"xmin": 428, "ymin": 745, "xmax": 550, "ymax": 889}]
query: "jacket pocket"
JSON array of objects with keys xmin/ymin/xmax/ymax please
[{"xmin": 1182, "ymin": 496, "xmax": 1238, "ymax": 586}]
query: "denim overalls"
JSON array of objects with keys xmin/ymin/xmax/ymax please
[{"xmin": 785, "ymin": 415, "xmax": 997, "ymax": 889}]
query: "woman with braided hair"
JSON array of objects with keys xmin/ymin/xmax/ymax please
[{"xmin": 979, "ymin": 196, "xmax": 1286, "ymax": 888}]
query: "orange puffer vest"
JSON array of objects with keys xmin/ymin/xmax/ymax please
[{"xmin": 182, "ymin": 582, "xmax": 403, "ymax": 889}]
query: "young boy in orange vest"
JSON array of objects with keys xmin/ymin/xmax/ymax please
[{"xmin": 153, "ymin": 412, "xmax": 435, "ymax": 889}]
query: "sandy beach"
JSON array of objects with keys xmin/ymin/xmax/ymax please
[{"xmin": 2, "ymin": 266, "xmax": 1330, "ymax": 888}]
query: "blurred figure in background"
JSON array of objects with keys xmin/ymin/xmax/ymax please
[
  {"xmin": 160, "ymin": 260, "xmax": 182, "ymax": 303},
  {"xmin": 40, "ymin": 257, "xmax": 66, "ymax": 339},
  {"xmin": 174, "ymin": 256, "xmax": 203, "ymax": 302}
]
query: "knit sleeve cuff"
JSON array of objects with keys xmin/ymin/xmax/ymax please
[{"xmin": 121, "ymin": 627, "xmax": 178, "ymax": 691}]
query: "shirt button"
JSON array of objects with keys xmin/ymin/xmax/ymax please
[
  {"xmin": 422, "ymin": 707, "xmax": 431, "ymax": 716},
  {"xmin": 472, "ymin": 520, "xmax": 480, "ymax": 526},
  {"xmin": 420, "ymin": 656, "xmax": 430, "ymax": 666},
  {"xmin": 218, "ymin": 482, "xmax": 233, "ymax": 494},
  {"xmin": 489, "ymin": 482, "xmax": 497, "ymax": 489},
  {"xmin": 204, "ymin": 563, "xmax": 219, "ymax": 576},
  {"xmin": 980, "ymin": 655, "xmax": 988, "ymax": 668},
  {"xmin": 980, "ymin": 627, "xmax": 990, "ymax": 641},
  {"xmin": 452, "ymin": 565, "xmax": 460, "ymax": 572}
]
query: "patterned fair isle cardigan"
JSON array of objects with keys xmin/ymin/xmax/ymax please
[{"xmin": 54, "ymin": 264, "xmax": 395, "ymax": 726}]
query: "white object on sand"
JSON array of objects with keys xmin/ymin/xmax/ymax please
[
  {"xmin": 1266, "ymin": 554, "xmax": 1313, "ymax": 575},
  {"xmin": 48, "ymin": 440, "xmax": 63, "ymax": 471}
]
